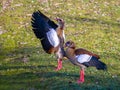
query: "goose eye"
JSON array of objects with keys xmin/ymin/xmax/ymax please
[
  {"xmin": 65, "ymin": 41, "xmax": 71, "ymax": 46},
  {"xmin": 67, "ymin": 41, "xmax": 70, "ymax": 44},
  {"xmin": 59, "ymin": 19, "xmax": 62, "ymax": 21}
]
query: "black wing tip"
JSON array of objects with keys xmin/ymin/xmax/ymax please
[
  {"xmin": 33, "ymin": 10, "xmax": 41, "ymax": 13},
  {"xmin": 31, "ymin": 10, "xmax": 42, "ymax": 18},
  {"xmin": 97, "ymin": 64, "xmax": 107, "ymax": 71},
  {"xmin": 32, "ymin": 10, "xmax": 48, "ymax": 19},
  {"xmin": 82, "ymin": 56, "xmax": 108, "ymax": 71},
  {"xmin": 31, "ymin": 10, "xmax": 58, "ymax": 29},
  {"xmin": 31, "ymin": 10, "xmax": 44, "ymax": 24},
  {"xmin": 32, "ymin": 10, "xmax": 40, "ymax": 16}
]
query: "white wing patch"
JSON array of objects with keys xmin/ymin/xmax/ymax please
[
  {"xmin": 76, "ymin": 54, "xmax": 92, "ymax": 63},
  {"xmin": 46, "ymin": 28, "xmax": 59, "ymax": 47}
]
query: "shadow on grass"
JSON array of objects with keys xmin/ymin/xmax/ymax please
[
  {"xmin": 0, "ymin": 65, "xmax": 55, "ymax": 70},
  {"xmin": 0, "ymin": 46, "xmax": 37, "ymax": 55},
  {"xmin": 0, "ymin": 53, "xmax": 120, "ymax": 90},
  {"xmin": 0, "ymin": 67, "xmax": 120, "ymax": 90},
  {"xmin": 0, "ymin": 46, "xmax": 45, "ymax": 63},
  {"xmin": 0, "ymin": 46, "xmax": 120, "ymax": 89}
]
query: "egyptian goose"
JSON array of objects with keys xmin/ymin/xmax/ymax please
[
  {"xmin": 31, "ymin": 11, "xmax": 65, "ymax": 71},
  {"xmin": 65, "ymin": 41, "xmax": 107, "ymax": 84}
]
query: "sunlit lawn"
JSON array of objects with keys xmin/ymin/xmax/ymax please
[{"xmin": 0, "ymin": 0, "xmax": 120, "ymax": 90}]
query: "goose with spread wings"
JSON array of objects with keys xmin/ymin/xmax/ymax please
[{"xmin": 31, "ymin": 11, "xmax": 65, "ymax": 71}]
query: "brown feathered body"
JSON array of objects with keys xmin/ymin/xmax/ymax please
[
  {"xmin": 75, "ymin": 48, "xmax": 100, "ymax": 59},
  {"xmin": 65, "ymin": 41, "xmax": 107, "ymax": 84}
]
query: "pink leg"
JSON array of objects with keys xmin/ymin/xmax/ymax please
[
  {"xmin": 77, "ymin": 69, "xmax": 85, "ymax": 84},
  {"xmin": 55, "ymin": 59, "xmax": 62, "ymax": 71}
]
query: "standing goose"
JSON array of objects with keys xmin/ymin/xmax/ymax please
[
  {"xmin": 65, "ymin": 41, "xmax": 107, "ymax": 84},
  {"xmin": 31, "ymin": 11, "xmax": 65, "ymax": 71}
]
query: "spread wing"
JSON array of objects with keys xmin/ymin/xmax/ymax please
[{"xmin": 31, "ymin": 10, "xmax": 58, "ymax": 39}]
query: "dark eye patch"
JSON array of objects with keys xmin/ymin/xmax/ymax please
[
  {"xmin": 59, "ymin": 19, "xmax": 62, "ymax": 21},
  {"xmin": 65, "ymin": 41, "xmax": 71, "ymax": 46}
]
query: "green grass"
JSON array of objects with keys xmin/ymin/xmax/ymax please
[{"xmin": 0, "ymin": 0, "xmax": 120, "ymax": 90}]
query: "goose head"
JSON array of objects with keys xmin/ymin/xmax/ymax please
[
  {"xmin": 65, "ymin": 41, "xmax": 76, "ymax": 49},
  {"xmin": 56, "ymin": 18, "xmax": 64, "ymax": 28}
]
